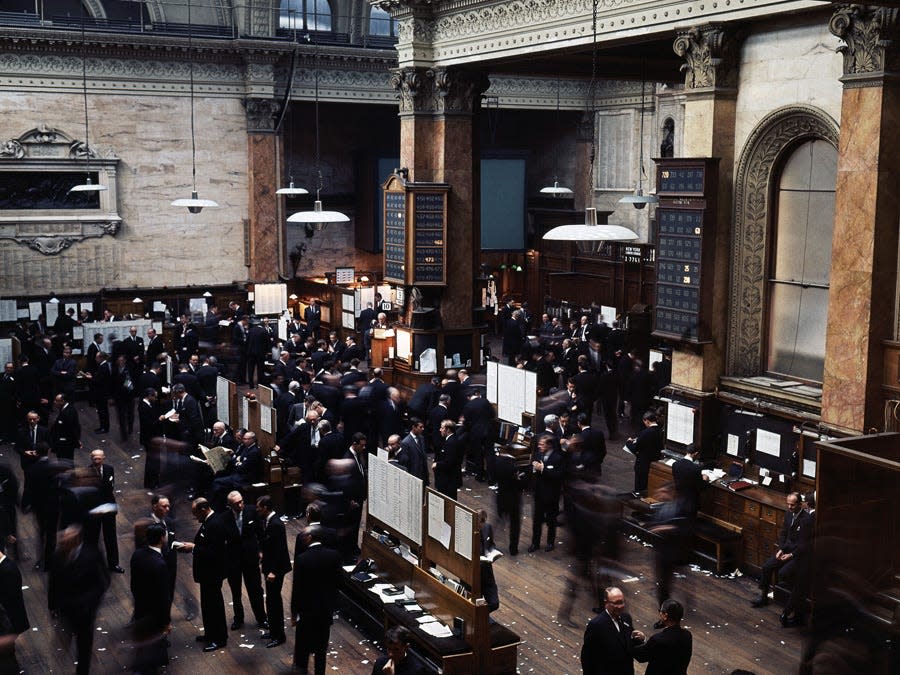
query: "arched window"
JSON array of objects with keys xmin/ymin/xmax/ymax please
[
  {"xmin": 279, "ymin": 0, "xmax": 332, "ymax": 32},
  {"xmin": 369, "ymin": 6, "xmax": 396, "ymax": 37},
  {"xmin": 765, "ymin": 139, "xmax": 836, "ymax": 382}
]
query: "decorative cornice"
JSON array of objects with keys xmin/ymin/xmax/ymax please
[
  {"xmin": 829, "ymin": 4, "xmax": 900, "ymax": 81},
  {"xmin": 673, "ymin": 23, "xmax": 744, "ymax": 90}
]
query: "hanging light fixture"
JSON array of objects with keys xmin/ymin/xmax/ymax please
[
  {"xmin": 69, "ymin": 6, "xmax": 107, "ymax": 194},
  {"xmin": 171, "ymin": 0, "xmax": 218, "ymax": 213},
  {"xmin": 276, "ymin": 37, "xmax": 308, "ymax": 196},
  {"xmin": 539, "ymin": 77, "xmax": 573, "ymax": 196},
  {"xmin": 287, "ymin": 39, "xmax": 348, "ymax": 230},
  {"xmin": 619, "ymin": 65, "xmax": 659, "ymax": 210},
  {"xmin": 542, "ymin": 0, "xmax": 638, "ymax": 252}
]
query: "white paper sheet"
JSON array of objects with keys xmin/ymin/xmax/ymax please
[
  {"xmin": 802, "ymin": 459, "xmax": 816, "ymax": 478},
  {"xmin": 427, "ymin": 492, "xmax": 445, "ymax": 544},
  {"xmin": 726, "ymin": 433, "xmax": 739, "ymax": 457},
  {"xmin": 756, "ymin": 429, "xmax": 781, "ymax": 457},
  {"xmin": 666, "ymin": 402, "xmax": 695, "ymax": 445},
  {"xmin": 454, "ymin": 507, "xmax": 472, "ymax": 560},
  {"xmin": 28, "ymin": 302, "xmax": 42, "ymax": 320}
]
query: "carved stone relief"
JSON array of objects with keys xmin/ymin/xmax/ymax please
[
  {"xmin": 829, "ymin": 4, "xmax": 900, "ymax": 81},
  {"xmin": 0, "ymin": 124, "xmax": 121, "ymax": 256},
  {"xmin": 389, "ymin": 66, "xmax": 488, "ymax": 115},
  {"xmin": 727, "ymin": 106, "xmax": 839, "ymax": 376},
  {"xmin": 245, "ymin": 98, "xmax": 280, "ymax": 132},
  {"xmin": 673, "ymin": 23, "xmax": 744, "ymax": 90}
]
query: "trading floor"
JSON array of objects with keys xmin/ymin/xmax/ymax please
[{"xmin": 3, "ymin": 398, "xmax": 803, "ymax": 674}]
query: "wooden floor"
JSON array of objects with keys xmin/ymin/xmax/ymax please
[{"xmin": 2, "ymin": 400, "xmax": 805, "ymax": 674}]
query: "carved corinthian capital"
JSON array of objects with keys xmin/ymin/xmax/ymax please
[
  {"xmin": 673, "ymin": 24, "xmax": 743, "ymax": 90},
  {"xmin": 829, "ymin": 4, "xmax": 900, "ymax": 78},
  {"xmin": 244, "ymin": 98, "xmax": 280, "ymax": 133},
  {"xmin": 429, "ymin": 68, "xmax": 490, "ymax": 115},
  {"xmin": 390, "ymin": 67, "xmax": 430, "ymax": 114}
]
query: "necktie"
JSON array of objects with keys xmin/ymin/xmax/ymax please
[
  {"xmin": 236, "ymin": 512, "xmax": 242, "ymax": 535},
  {"xmin": 32, "ymin": 427, "xmax": 37, "ymax": 445}
]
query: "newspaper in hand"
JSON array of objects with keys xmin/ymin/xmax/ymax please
[{"xmin": 198, "ymin": 444, "xmax": 232, "ymax": 474}]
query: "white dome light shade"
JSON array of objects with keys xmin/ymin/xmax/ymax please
[
  {"xmin": 276, "ymin": 181, "xmax": 309, "ymax": 195},
  {"xmin": 69, "ymin": 177, "xmax": 107, "ymax": 192},
  {"xmin": 540, "ymin": 181, "xmax": 574, "ymax": 196},
  {"xmin": 619, "ymin": 187, "xmax": 659, "ymax": 210},
  {"xmin": 172, "ymin": 190, "xmax": 219, "ymax": 214},
  {"xmin": 287, "ymin": 200, "xmax": 349, "ymax": 225}
]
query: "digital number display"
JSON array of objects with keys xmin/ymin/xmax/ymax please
[{"xmin": 659, "ymin": 167, "xmax": 705, "ymax": 194}]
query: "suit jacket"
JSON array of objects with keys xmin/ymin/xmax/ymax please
[
  {"xmin": 48, "ymin": 542, "xmax": 109, "ymax": 623},
  {"xmin": 428, "ymin": 404, "xmax": 450, "ymax": 450},
  {"xmin": 138, "ymin": 398, "xmax": 163, "ymax": 447},
  {"xmin": 176, "ymin": 395, "xmax": 204, "ymax": 446},
  {"xmin": 581, "ymin": 611, "xmax": 640, "ymax": 675},
  {"xmin": 672, "ymin": 457, "xmax": 705, "ymax": 518},
  {"xmin": 626, "ymin": 425, "xmax": 663, "ymax": 466},
  {"xmin": 195, "ymin": 364, "xmax": 219, "ymax": 398},
  {"xmin": 461, "ymin": 396, "xmax": 495, "ymax": 440},
  {"xmin": 16, "ymin": 423, "xmax": 50, "ymax": 468},
  {"xmin": 222, "ymin": 505, "xmax": 262, "ymax": 570},
  {"xmin": 290, "ymin": 542, "xmax": 341, "ymax": 622},
  {"xmin": 246, "ymin": 325, "xmax": 269, "ymax": 357},
  {"xmin": 260, "ymin": 513, "xmax": 292, "ymax": 576},
  {"xmin": 633, "ymin": 625, "xmax": 692, "ymax": 675},
  {"xmin": 145, "ymin": 335, "xmax": 165, "ymax": 365},
  {"xmin": 227, "ymin": 443, "xmax": 262, "ymax": 482},
  {"xmin": 576, "ymin": 426, "xmax": 607, "ymax": 475},
  {"xmin": 397, "ymin": 433, "xmax": 429, "ymax": 485},
  {"xmin": 303, "ymin": 305, "xmax": 321, "ymax": 333},
  {"xmin": 0, "ymin": 556, "xmax": 29, "ymax": 635},
  {"xmin": 433, "ymin": 432, "xmax": 463, "ymax": 494},
  {"xmin": 130, "ymin": 546, "xmax": 171, "ymax": 630},
  {"xmin": 50, "ymin": 403, "xmax": 81, "ymax": 451},
  {"xmin": 193, "ymin": 511, "xmax": 227, "ymax": 584},
  {"xmin": 93, "ymin": 463, "xmax": 116, "ymax": 503},
  {"xmin": 777, "ymin": 508, "xmax": 812, "ymax": 558},
  {"xmin": 531, "ymin": 444, "xmax": 566, "ymax": 503}
]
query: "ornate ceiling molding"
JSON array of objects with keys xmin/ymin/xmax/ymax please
[{"xmin": 378, "ymin": 0, "xmax": 824, "ymax": 68}]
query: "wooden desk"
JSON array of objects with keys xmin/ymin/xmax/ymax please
[{"xmin": 648, "ymin": 461, "xmax": 787, "ymax": 574}]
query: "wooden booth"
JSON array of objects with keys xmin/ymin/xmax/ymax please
[{"xmin": 340, "ymin": 454, "xmax": 519, "ymax": 674}]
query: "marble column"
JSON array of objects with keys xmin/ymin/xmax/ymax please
[
  {"xmin": 822, "ymin": 6, "xmax": 900, "ymax": 432},
  {"xmin": 245, "ymin": 98, "xmax": 281, "ymax": 282},
  {"xmin": 669, "ymin": 24, "xmax": 743, "ymax": 392},
  {"xmin": 391, "ymin": 66, "xmax": 489, "ymax": 328}
]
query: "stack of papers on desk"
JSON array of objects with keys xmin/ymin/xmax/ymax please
[
  {"xmin": 703, "ymin": 468, "xmax": 726, "ymax": 481},
  {"xmin": 418, "ymin": 619, "xmax": 453, "ymax": 638},
  {"xmin": 370, "ymin": 584, "xmax": 406, "ymax": 604}
]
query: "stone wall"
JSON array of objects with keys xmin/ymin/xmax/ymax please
[
  {"xmin": 735, "ymin": 12, "xmax": 843, "ymax": 158},
  {"xmin": 0, "ymin": 90, "xmax": 250, "ymax": 295}
]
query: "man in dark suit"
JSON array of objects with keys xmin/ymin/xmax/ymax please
[
  {"xmin": 257, "ymin": 495, "xmax": 291, "ymax": 648},
  {"xmin": 246, "ymin": 321, "xmax": 269, "ymax": 388},
  {"xmin": 275, "ymin": 381, "xmax": 301, "ymax": 440},
  {"xmin": 232, "ymin": 317, "xmax": 249, "ymax": 384},
  {"xmin": 342, "ymin": 433, "xmax": 368, "ymax": 558},
  {"xmin": 624, "ymin": 411, "xmax": 663, "ymax": 496},
  {"xmin": 407, "ymin": 376, "xmax": 441, "ymax": 423},
  {"xmin": 574, "ymin": 413, "xmax": 607, "ymax": 476},
  {"xmin": 223, "ymin": 490, "xmax": 267, "ymax": 631},
  {"xmin": 581, "ymin": 586, "xmax": 645, "ymax": 675},
  {"xmin": 377, "ymin": 388, "xmax": 405, "ymax": 447},
  {"xmin": 112, "ymin": 354, "xmax": 136, "ymax": 442},
  {"xmin": 528, "ymin": 433, "xmax": 566, "ymax": 553},
  {"xmin": 123, "ymin": 326, "xmax": 145, "ymax": 377},
  {"xmin": 428, "ymin": 394, "xmax": 451, "ymax": 453},
  {"xmin": 130, "ymin": 522, "xmax": 172, "ymax": 673},
  {"xmin": 50, "ymin": 345, "xmax": 78, "ymax": 398},
  {"xmin": 191, "ymin": 498, "xmax": 228, "ymax": 651},
  {"xmin": 633, "ymin": 598, "xmax": 692, "ymax": 675},
  {"xmin": 460, "ymin": 388, "xmax": 496, "ymax": 483},
  {"xmin": 671, "ymin": 444, "xmax": 708, "ymax": 520},
  {"xmin": 49, "ymin": 393, "xmax": 81, "ymax": 461},
  {"xmin": 48, "ymin": 524, "xmax": 110, "ymax": 674},
  {"xmin": 87, "ymin": 449, "xmax": 124, "ymax": 573},
  {"xmin": 145, "ymin": 327, "xmax": 165, "ymax": 366},
  {"xmin": 396, "ymin": 418, "xmax": 429, "ymax": 485},
  {"xmin": 89, "ymin": 351, "xmax": 112, "ymax": 433},
  {"xmin": 357, "ymin": 302, "xmax": 376, "ymax": 353},
  {"xmin": 170, "ymin": 383, "xmax": 204, "ymax": 452},
  {"xmin": 432, "ymin": 420, "xmax": 463, "ymax": 500},
  {"xmin": 0, "ymin": 545, "xmax": 28, "ymax": 673},
  {"xmin": 0, "ymin": 362, "xmax": 17, "ymax": 443},
  {"xmin": 291, "ymin": 525, "xmax": 342, "ymax": 674},
  {"xmin": 15, "ymin": 410, "xmax": 49, "ymax": 471},
  {"xmin": 211, "ymin": 433, "xmax": 262, "ymax": 509},
  {"xmin": 84, "ymin": 334, "xmax": 104, "ymax": 375},
  {"xmin": 502, "ymin": 310, "xmax": 525, "ymax": 365},
  {"xmin": 138, "ymin": 388, "xmax": 163, "ymax": 489},
  {"xmin": 751, "ymin": 491, "xmax": 813, "ymax": 622},
  {"xmin": 14, "ymin": 354, "xmax": 43, "ymax": 425},
  {"xmin": 304, "ymin": 300, "xmax": 322, "ymax": 340}
]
